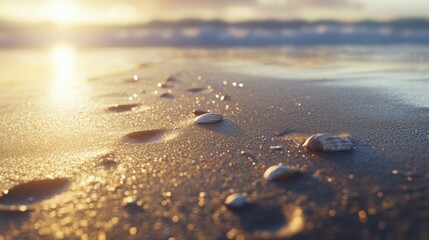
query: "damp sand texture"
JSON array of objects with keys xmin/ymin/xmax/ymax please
[{"xmin": 0, "ymin": 47, "xmax": 429, "ymax": 240}]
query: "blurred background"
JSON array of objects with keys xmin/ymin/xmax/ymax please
[{"xmin": 1, "ymin": 0, "xmax": 429, "ymax": 47}]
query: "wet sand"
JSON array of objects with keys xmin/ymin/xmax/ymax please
[{"xmin": 0, "ymin": 47, "xmax": 428, "ymax": 239}]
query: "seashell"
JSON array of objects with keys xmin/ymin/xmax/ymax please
[
  {"xmin": 224, "ymin": 193, "xmax": 246, "ymax": 208},
  {"xmin": 269, "ymin": 145, "xmax": 283, "ymax": 151},
  {"xmin": 194, "ymin": 113, "xmax": 223, "ymax": 124},
  {"xmin": 192, "ymin": 109, "xmax": 208, "ymax": 116},
  {"xmin": 263, "ymin": 165, "xmax": 299, "ymax": 181},
  {"xmin": 303, "ymin": 133, "xmax": 353, "ymax": 152}
]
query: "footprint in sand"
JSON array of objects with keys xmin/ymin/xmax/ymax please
[
  {"xmin": 187, "ymin": 87, "xmax": 213, "ymax": 94},
  {"xmin": 252, "ymin": 207, "xmax": 304, "ymax": 239},
  {"xmin": 107, "ymin": 103, "xmax": 148, "ymax": 113},
  {"xmin": 0, "ymin": 178, "xmax": 70, "ymax": 207},
  {"xmin": 122, "ymin": 129, "xmax": 179, "ymax": 144},
  {"xmin": 160, "ymin": 92, "xmax": 174, "ymax": 99}
]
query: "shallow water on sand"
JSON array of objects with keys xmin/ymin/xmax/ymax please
[{"xmin": 1, "ymin": 45, "xmax": 427, "ymax": 107}]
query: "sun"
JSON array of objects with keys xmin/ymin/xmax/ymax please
[{"xmin": 48, "ymin": 1, "xmax": 79, "ymax": 25}]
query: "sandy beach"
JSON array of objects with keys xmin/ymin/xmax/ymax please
[{"xmin": 0, "ymin": 46, "xmax": 428, "ymax": 239}]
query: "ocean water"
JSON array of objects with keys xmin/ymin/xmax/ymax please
[
  {"xmin": 2, "ymin": 20, "xmax": 429, "ymax": 47},
  {"xmin": 1, "ymin": 45, "xmax": 428, "ymax": 108}
]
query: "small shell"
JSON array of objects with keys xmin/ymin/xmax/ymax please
[
  {"xmin": 263, "ymin": 165, "xmax": 299, "ymax": 181},
  {"xmin": 303, "ymin": 133, "xmax": 353, "ymax": 152},
  {"xmin": 224, "ymin": 193, "xmax": 246, "ymax": 208},
  {"xmin": 194, "ymin": 113, "xmax": 223, "ymax": 124},
  {"xmin": 269, "ymin": 145, "xmax": 283, "ymax": 151}
]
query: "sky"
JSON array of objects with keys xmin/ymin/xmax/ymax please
[{"xmin": 0, "ymin": 0, "xmax": 428, "ymax": 25}]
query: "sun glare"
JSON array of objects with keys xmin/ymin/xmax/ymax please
[
  {"xmin": 48, "ymin": 2, "xmax": 78, "ymax": 25},
  {"xmin": 50, "ymin": 44, "xmax": 76, "ymax": 105},
  {"xmin": 52, "ymin": 44, "xmax": 74, "ymax": 82}
]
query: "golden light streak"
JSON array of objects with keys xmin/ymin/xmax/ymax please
[
  {"xmin": 52, "ymin": 44, "xmax": 75, "ymax": 85},
  {"xmin": 50, "ymin": 43, "xmax": 78, "ymax": 108}
]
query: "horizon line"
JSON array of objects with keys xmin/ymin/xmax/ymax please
[{"xmin": 1, "ymin": 17, "xmax": 429, "ymax": 28}]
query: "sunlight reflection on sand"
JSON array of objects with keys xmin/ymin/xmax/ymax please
[{"xmin": 49, "ymin": 44, "xmax": 81, "ymax": 108}]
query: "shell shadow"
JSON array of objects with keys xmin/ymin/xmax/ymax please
[
  {"xmin": 307, "ymin": 150, "xmax": 356, "ymax": 160},
  {"xmin": 0, "ymin": 206, "xmax": 31, "ymax": 224},
  {"xmin": 231, "ymin": 203, "xmax": 287, "ymax": 233},
  {"xmin": 196, "ymin": 119, "xmax": 243, "ymax": 137},
  {"xmin": 310, "ymin": 145, "xmax": 406, "ymax": 185},
  {"xmin": 270, "ymin": 174, "xmax": 335, "ymax": 204}
]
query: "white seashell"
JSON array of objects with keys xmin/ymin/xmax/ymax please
[
  {"xmin": 269, "ymin": 145, "xmax": 283, "ymax": 151},
  {"xmin": 194, "ymin": 113, "xmax": 223, "ymax": 124},
  {"xmin": 263, "ymin": 165, "xmax": 299, "ymax": 181},
  {"xmin": 224, "ymin": 193, "xmax": 246, "ymax": 208},
  {"xmin": 303, "ymin": 133, "xmax": 353, "ymax": 152}
]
